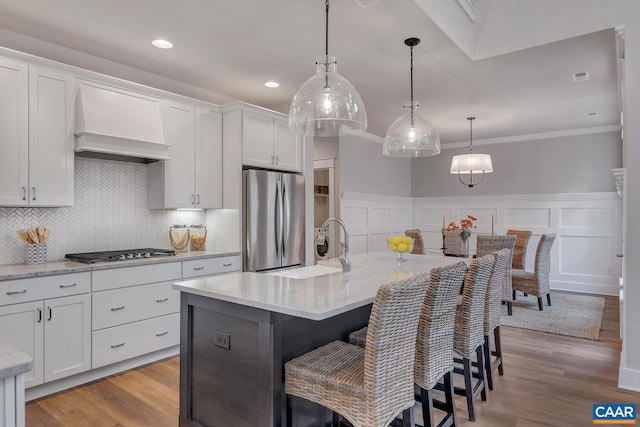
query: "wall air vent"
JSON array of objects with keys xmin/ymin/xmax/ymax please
[{"xmin": 572, "ymin": 71, "xmax": 591, "ymax": 82}]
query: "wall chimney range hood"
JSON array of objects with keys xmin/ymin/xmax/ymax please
[{"xmin": 75, "ymin": 82, "xmax": 169, "ymax": 162}]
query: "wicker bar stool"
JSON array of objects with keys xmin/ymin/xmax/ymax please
[
  {"xmin": 506, "ymin": 229, "xmax": 532, "ymax": 271},
  {"xmin": 479, "ymin": 249, "xmax": 510, "ymax": 391},
  {"xmin": 452, "ymin": 255, "xmax": 494, "ymax": 422},
  {"xmin": 348, "ymin": 262, "xmax": 469, "ymax": 427},
  {"xmin": 285, "ymin": 274, "xmax": 430, "ymax": 427},
  {"xmin": 414, "ymin": 262, "xmax": 468, "ymax": 427},
  {"xmin": 476, "ymin": 234, "xmax": 516, "ymax": 315},
  {"xmin": 512, "ymin": 234, "xmax": 557, "ymax": 311}
]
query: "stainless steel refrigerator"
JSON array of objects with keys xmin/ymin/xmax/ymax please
[{"xmin": 243, "ymin": 169, "xmax": 305, "ymax": 272}]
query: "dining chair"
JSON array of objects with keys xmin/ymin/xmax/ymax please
[
  {"xmin": 481, "ymin": 248, "xmax": 510, "ymax": 390},
  {"xmin": 506, "ymin": 229, "xmax": 532, "ymax": 270},
  {"xmin": 476, "ymin": 234, "xmax": 516, "ymax": 315},
  {"xmin": 285, "ymin": 273, "xmax": 429, "ymax": 427},
  {"xmin": 442, "ymin": 229, "xmax": 468, "ymax": 257},
  {"xmin": 405, "ymin": 229, "xmax": 425, "ymax": 254},
  {"xmin": 452, "ymin": 255, "xmax": 494, "ymax": 421},
  {"xmin": 512, "ymin": 234, "xmax": 557, "ymax": 311}
]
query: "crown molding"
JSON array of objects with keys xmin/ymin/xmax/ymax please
[{"xmin": 442, "ymin": 124, "xmax": 622, "ymax": 149}]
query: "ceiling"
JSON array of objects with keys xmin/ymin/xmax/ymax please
[{"xmin": 0, "ymin": 0, "xmax": 620, "ymax": 144}]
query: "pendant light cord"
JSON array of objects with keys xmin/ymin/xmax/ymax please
[
  {"xmin": 324, "ymin": 0, "xmax": 330, "ymax": 89},
  {"xmin": 410, "ymin": 44, "xmax": 415, "ymax": 126},
  {"xmin": 468, "ymin": 117, "xmax": 474, "ymax": 153}
]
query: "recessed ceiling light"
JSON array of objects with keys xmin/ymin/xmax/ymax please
[
  {"xmin": 264, "ymin": 81, "xmax": 280, "ymax": 88},
  {"xmin": 152, "ymin": 39, "xmax": 173, "ymax": 49}
]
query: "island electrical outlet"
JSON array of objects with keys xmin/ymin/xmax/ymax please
[{"xmin": 214, "ymin": 331, "xmax": 230, "ymax": 350}]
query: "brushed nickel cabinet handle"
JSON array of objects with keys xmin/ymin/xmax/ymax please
[
  {"xmin": 156, "ymin": 297, "xmax": 169, "ymax": 303},
  {"xmin": 193, "ymin": 266, "xmax": 205, "ymax": 271},
  {"xmin": 32, "ymin": 187, "xmax": 36, "ymax": 201},
  {"xmin": 275, "ymin": 156, "xmax": 279, "ymax": 165},
  {"xmin": 191, "ymin": 194, "xmax": 196, "ymax": 205},
  {"xmin": 196, "ymin": 194, "xmax": 200, "ymax": 205},
  {"xmin": 222, "ymin": 263, "xmax": 232, "ymax": 267},
  {"xmin": 617, "ymin": 254, "xmax": 624, "ymax": 258},
  {"xmin": 6, "ymin": 290, "xmax": 27, "ymax": 295},
  {"xmin": 110, "ymin": 342, "xmax": 125, "ymax": 349},
  {"xmin": 47, "ymin": 306, "xmax": 52, "ymax": 321},
  {"xmin": 37, "ymin": 307, "xmax": 42, "ymax": 323},
  {"xmin": 22, "ymin": 186, "xmax": 26, "ymax": 201},
  {"xmin": 110, "ymin": 306, "xmax": 125, "ymax": 311},
  {"xmin": 156, "ymin": 331, "xmax": 168, "ymax": 337},
  {"xmin": 59, "ymin": 283, "xmax": 77, "ymax": 288}
]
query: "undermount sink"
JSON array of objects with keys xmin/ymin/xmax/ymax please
[{"xmin": 267, "ymin": 265, "xmax": 343, "ymax": 279}]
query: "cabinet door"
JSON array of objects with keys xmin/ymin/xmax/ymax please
[
  {"xmin": 28, "ymin": 67, "xmax": 75, "ymax": 206},
  {"xmin": 0, "ymin": 301, "xmax": 44, "ymax": 388},
  {"xmin": 0, "ymin": 58, "xmax": 29, "ymax": 206},
  {"xmin": 43, "ymin": 293, "xmax": 91, "ymax": 382},
  {"xmin": 162, "ymin": 101, "xmax": 196, "ymax": 208},
  {"xmin": 195, "ymin": 109, "xmax": 222, "ymax": 209},
  {"xmin": 242, "ymin": 110, "xmax": 274, "ymax": 169},
  {"xmin": 273, "ymin": 117, "xmax": 302, "ymax": 172}
]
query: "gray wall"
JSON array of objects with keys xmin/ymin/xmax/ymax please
[
  {"xmin": 339, "ymin": 134, "xmax": 413, "ymax": 197},
  {"xmin": 412, "ymin": 131, "xmax": 622, "ymax": 197}
]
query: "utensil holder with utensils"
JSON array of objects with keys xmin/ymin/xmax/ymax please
[
  {"xmin": 25, "ymin": 243, "xmax": 47, "ymax": 264},
  {"xmin": 17, "ymin": 225, "xmax": 51, "ymax": 264}
]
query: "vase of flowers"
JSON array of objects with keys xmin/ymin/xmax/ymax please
[{"xmin": 445, "ymin": 215, "xmax": 477, "ymax": 257}]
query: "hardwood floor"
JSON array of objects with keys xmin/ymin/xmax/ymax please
[{"xmin": 26, "ymin": 295, "xmax": 637, "ymax": 426}]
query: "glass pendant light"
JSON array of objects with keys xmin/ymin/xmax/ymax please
[
  {"xmin": 383, "ymin": 37, "xmax": 440, "ymax": 157},
  {"xmin": 450, "ymin": 117, "xmax": 493, "ymax": 187},
  {"xmin": 288, "ymin": 0, "xmax": 367, "ymax": 137}
]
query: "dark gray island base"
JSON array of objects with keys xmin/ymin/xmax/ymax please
[{"xmin": 179, "ymin": 292, "xmax": 372, "ymax": 427}]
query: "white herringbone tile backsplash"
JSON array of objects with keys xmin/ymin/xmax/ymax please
[{"xmin": 0, "ymin": 157, "xmax": 205, "ymax": 265}]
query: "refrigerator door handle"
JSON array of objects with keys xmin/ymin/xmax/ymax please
[
  {"xmin": 282, "ymin": 179, "xmax": 288, "ymax": 257},
  {"xmin": 275, "ymin": 178, "xmax": 282, "ymax": 258}
]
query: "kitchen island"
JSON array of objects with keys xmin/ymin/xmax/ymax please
[{"xmin": 173, "ymin": 252, "xmax": 464, "ymax": 427}]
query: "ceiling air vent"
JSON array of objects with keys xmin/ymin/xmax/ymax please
[
  {"xmin": 353, "ymin": 0, "xmax": 381, "ymax": 8},
  {"xmin": 572, "ymin": 71, "xmax": 591, "ymax": 82}
]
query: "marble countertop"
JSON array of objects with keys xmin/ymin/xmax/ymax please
[
  {"xmin": 0, "ymin": 342, "xmax": 33, "ymax": 379},
  {"xmin": 0, "ymin": 250, "xmax": 241, "ymax": 281},
  {"xmin": 173, "ymin": 252, "xmax": 466, "ymax": 320}
]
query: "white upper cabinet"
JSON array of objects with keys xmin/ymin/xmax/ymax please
[
  {"xmin": 240, "ymin": 105, "xmax": 302, "ymax": 173},
  {"xmin": 148, "ymin": 100, "xmax": 222, "ymax": 209},
  {"xmin": 0, "ymin": 59, "xmax": 74, "ymax": 207}
]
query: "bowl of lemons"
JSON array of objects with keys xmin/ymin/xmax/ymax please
[{"xmin": 387, "ymin": 235, "xmax": 413, "ymax": 261}]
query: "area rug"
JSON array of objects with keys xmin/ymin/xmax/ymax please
[{"xmin": 500, "ymin": 292, "xmax": 605, "ymax": 340}]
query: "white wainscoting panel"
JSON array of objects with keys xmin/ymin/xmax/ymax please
[
  {"xmin": 413, "ymin": 193, "xmax": 622, "ymax": 295},
  {"xmin": 341, "ymin": 192, "xmax": 413, "ymax": 255}
]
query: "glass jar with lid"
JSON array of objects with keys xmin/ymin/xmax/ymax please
[
  {"xmin": 190, "ymin": 225, "xmax": 207, "ymax": 251},
  {"xmin": 169, "ymin": 225, "xmax": 190, "ymax": 252}
]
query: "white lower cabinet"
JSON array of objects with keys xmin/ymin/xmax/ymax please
[
  {"xmin": 92, "ymin": 313, "xmax": 179, "ymax": 369},
  {"xmin": 0, "ymin": 293, "xmax": 91, "ymax": 388},
  {"xmin": 91, "ymin": 263, "xmax": 182, "ymax": 369}
]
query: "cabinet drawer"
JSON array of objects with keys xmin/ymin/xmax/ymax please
[
  {"xmin": 92, "ymin": 262, "xmax": 181, "ymax": 291},
  {"xmin": 92, "ymin": 313, "xmax": 179, "ymax": 368},
  {"xmin": 182, "ymin": 255, "xmax": 241, "ymax": 279},
  {"xmin": 0, "ymin": 272, "xmax": 90, "ymax": 306},
  {"xmin": 92, "ymin": 281, "xmax": 180, "ymax": 330}
]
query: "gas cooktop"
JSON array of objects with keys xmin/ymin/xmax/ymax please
[{"xmin": 65, "ymin": 248, "xmax": 175, "ymax": 264}]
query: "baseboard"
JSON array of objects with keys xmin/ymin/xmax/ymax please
[
  {"xmin": 618, "ymin": 365, "xmax": 640, "ymax": 392},
  {"xmin": 25, "ymin": 346, "xmax": 179, "ymax": 401},
  {"xmin": 551, "ymin": 280, "xmax": 619, "ymax": 296}
]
